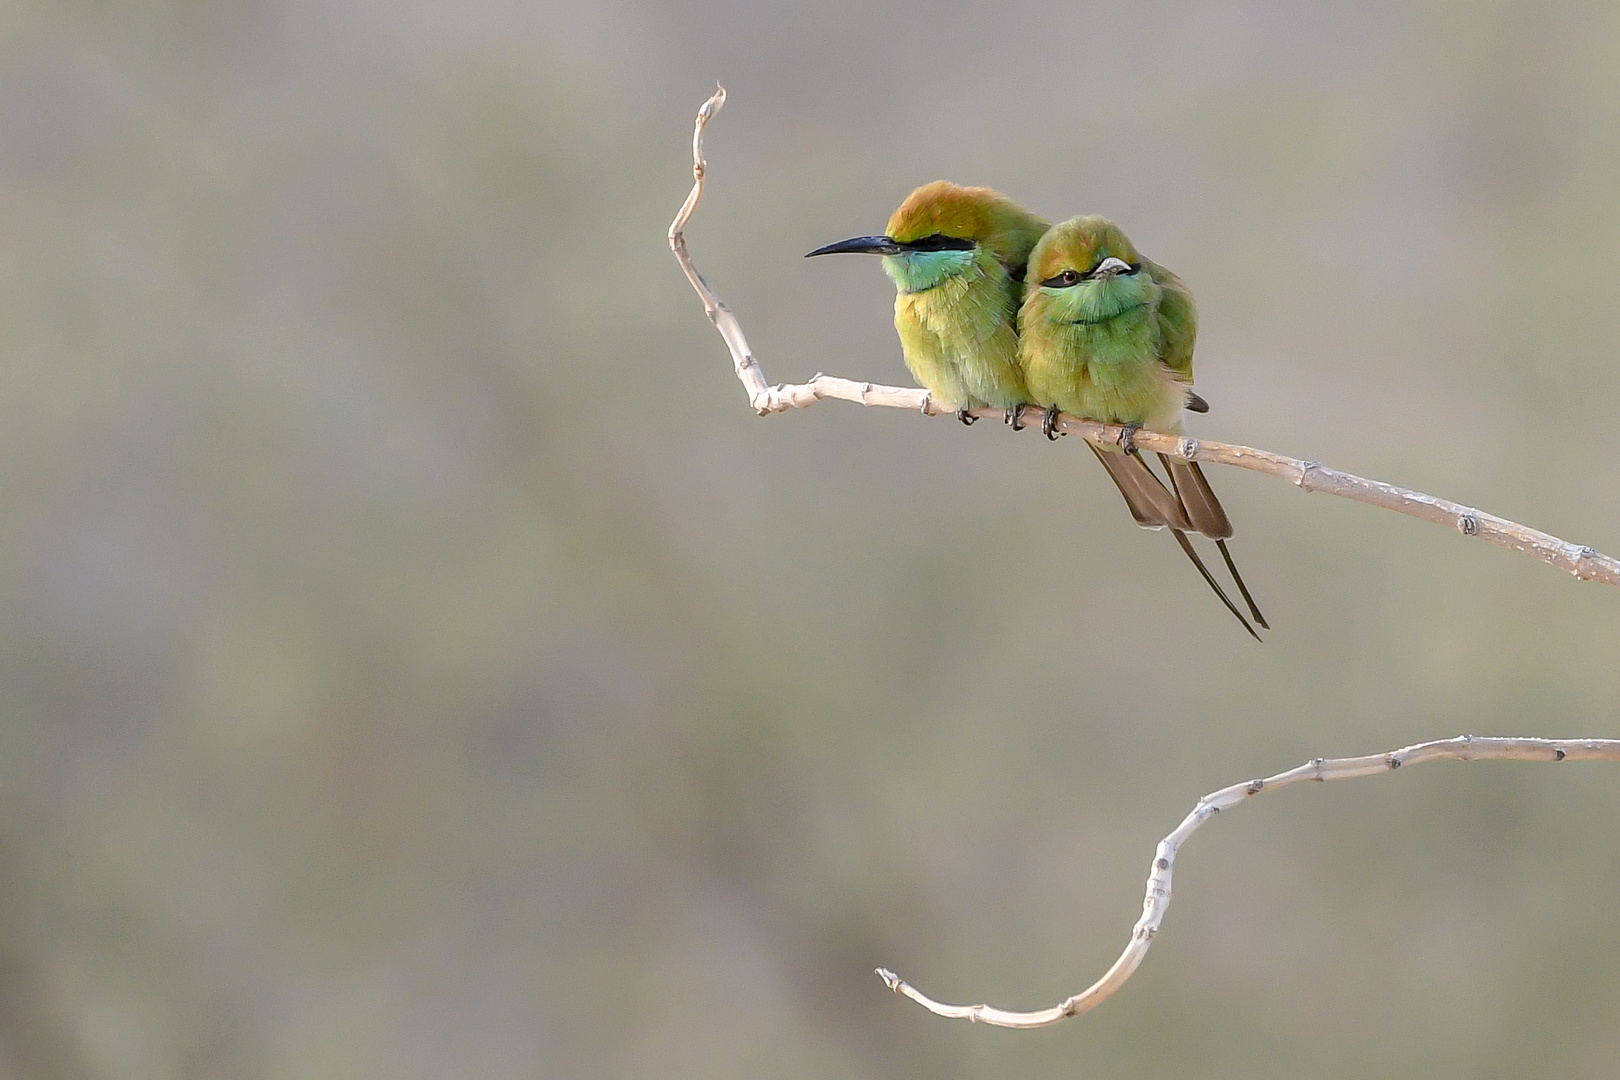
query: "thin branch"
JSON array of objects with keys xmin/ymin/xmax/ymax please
[
  {"xmin": 875, "ymin": 735, "xmax": 1620, "ymax": 1028},
  {"xmin": 668, "ymin": 89, "xmax": 1620, "ymax": 588}
]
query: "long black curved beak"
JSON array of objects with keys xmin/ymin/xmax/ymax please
[{"xmin": 805, "ymin": 235, "xmax": 906, "ymax": 258}]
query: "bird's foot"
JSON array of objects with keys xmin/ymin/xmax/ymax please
[
  {"xmin": 956, "ymin": 407, "xmax": 977, "ymax": 426},
  {"xmin": 1042, "ymin": 406, "xmax": 1064, "ymax": 441},
  {"xmin": 1116, "ymin": 422, "xmax": 1141, "ymax": 455},
  {"xmin": 1005, "ymin": 405, "xmax": 1026, "ymax": 431}
]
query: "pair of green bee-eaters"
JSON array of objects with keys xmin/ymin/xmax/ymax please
[{"xmin": 808, "ymin": 181, "xmax": 1268, "ymax": 639}]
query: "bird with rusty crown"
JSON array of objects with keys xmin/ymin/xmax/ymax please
[
  {"xmin": 806, "ymin": 181, "xmax": 1049, "ymax": 426},
  {"xmin": 1018, "ymin": 214, "xmax": 1268, "ymax": 639}
]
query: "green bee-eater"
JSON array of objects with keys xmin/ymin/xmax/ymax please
[
  {"xmin": 806, "ymin": 181, "xmax": 1049, "ymax": 424},
  {"xmin": 1019, "ymin": 215, "xmax": 1268, "ymax": 638}
]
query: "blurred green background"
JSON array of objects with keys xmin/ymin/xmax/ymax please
[{"xmin": 0, "ymin": 1, "xmax": 1617, "ymax": 1077}]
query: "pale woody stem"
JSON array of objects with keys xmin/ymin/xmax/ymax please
[
  {"xmin": 668, "ymin": 87, "xmax": 1620, "ymax": 588},
  {"xmin": 667, "ymin": 89, "xmax": 1620, "ymax": 1031},
  {"xmin": 875, "ymin": 736, "xmax": 1620, "ymax": 1027}
]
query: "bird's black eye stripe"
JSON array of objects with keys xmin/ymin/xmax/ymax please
[
  {"xmin": 903, "ymin": 233, "xmax": 977, "ymax": 252},
  {"xmin": 1043, "ymin": 261, "xmax": 1142, "ymax": 288}
]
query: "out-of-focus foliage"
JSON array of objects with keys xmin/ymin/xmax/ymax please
[{"xmin": 0, "ymin": 2, "xmax": 1617, "ymax": 1077}]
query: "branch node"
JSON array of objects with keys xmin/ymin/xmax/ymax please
[
  {"xmin": 1296, "ymin": 461, "xmax": 1321, "ymax": 487},
  {"xmin": 876, "ymin": 968, "xmax": 900, "ymax": 991},
  {"xmin": 1156, "ymin": 857, "xmax": 1170, "ymax": 870},
  {"xmin": 1387, "ymin": 753, "xmax": 1401, "ymax": 768},
  {"xmin": 1555, "ymin": 748, "xmax": 1567, "ymax": 761},
  {"xmin": 1572, "ymin": 545, "xmax": 1601, "ymax": 578},
  {"xmin": 1247, "ymin": 778, "xmax": 1264, "ymax": 793}
]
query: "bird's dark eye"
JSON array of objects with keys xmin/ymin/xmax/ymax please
[
  {"xmin": 1123, "ymin": 262, "xmax": 1142, "ymax": 276},
  {"xmin": 1040, "ymin": 269, "xmax": 1083, "ymax": 288},
  {"xmin": 904, "ymin": 233, "xmax": 977, "ymax": 252}
]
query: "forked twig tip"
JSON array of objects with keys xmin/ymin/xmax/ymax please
[{"xmin": 701, "ymin": 84, "xmax": 726, "ymax": 118}]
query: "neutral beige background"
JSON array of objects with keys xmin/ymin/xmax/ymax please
[{"xmin": 0, "ymin": 2, "xmax": 1617, "ymax": 1077}]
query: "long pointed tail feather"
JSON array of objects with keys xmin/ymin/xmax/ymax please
[
  {"xmin": 1159, "ymin": 455, "xmax": 1232, "ymax": 538},
  {"xmin": 1159, "ymin": 452, "xmax": 1269, "ymax": 629},
  {"xmin": 1216, "ymin": 539, "xmax": 1269, "ymax": 629},
  {"xmin": 1089, "ymin": 443, "xmax": 1190, "ymax": 531},
  {"xmin": 1172, "ymin": 530, "xmax": 1262, "ymax": 641},
  {"xmin": 1087, "ymin": 441, "xmax": 1261, "ymax": 638}
]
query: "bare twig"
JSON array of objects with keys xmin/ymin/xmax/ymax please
[
  {"xmin": 668, "ymin": 89, "xmax": 1620, "ymax": 588},
  {"xmin": 875, "ymin": 735, "xmax": 1620, "ymax": 1028}
]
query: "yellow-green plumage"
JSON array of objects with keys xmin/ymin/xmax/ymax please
[
  {"xmin": 809, "ymin": 181, "xmax": 1049, "ymax": 411},
  {"xmin": 1019, "ymin": 215, "xmax": 1268, "ymax": 637},
  {"xmin": 891, "ymin": 256, "xmax": 1027, "ymax": 410},
  {"xmin": 1019, "ymin": 216, "xmax": 1195, "ymax": 429}
]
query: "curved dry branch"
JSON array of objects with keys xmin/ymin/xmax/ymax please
[
  {"xmin": 668, "ymin": 89, "xmax": 1620, "ymax": 588},
  {"xmin": 876, "ymin": 735, "xmax": 1620, "ymax": 1028}
]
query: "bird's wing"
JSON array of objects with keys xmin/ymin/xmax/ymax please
[
  {"xmin": 1143, "ymin": 260, "xmax": 1227, "ymax": 530},
  {"xmin": 1147, "ymin": 259, "xmax": 1197, "ymax": 383}
]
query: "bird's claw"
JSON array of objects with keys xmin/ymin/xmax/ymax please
[
  {"xmin": 1042, "ymin": 405, "xmax": 1063, "ymax": 441},
  {"xmin": 956, "ymin": 407, "xmax": 978, "ymax": 426},
  {"xmin": 1005, "ymin": 405, "xmax": 1025, "ymax": 431},
  {"xmin": 1116, "ymin": 423, "xmax": 1141, "ymax": 455}
]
